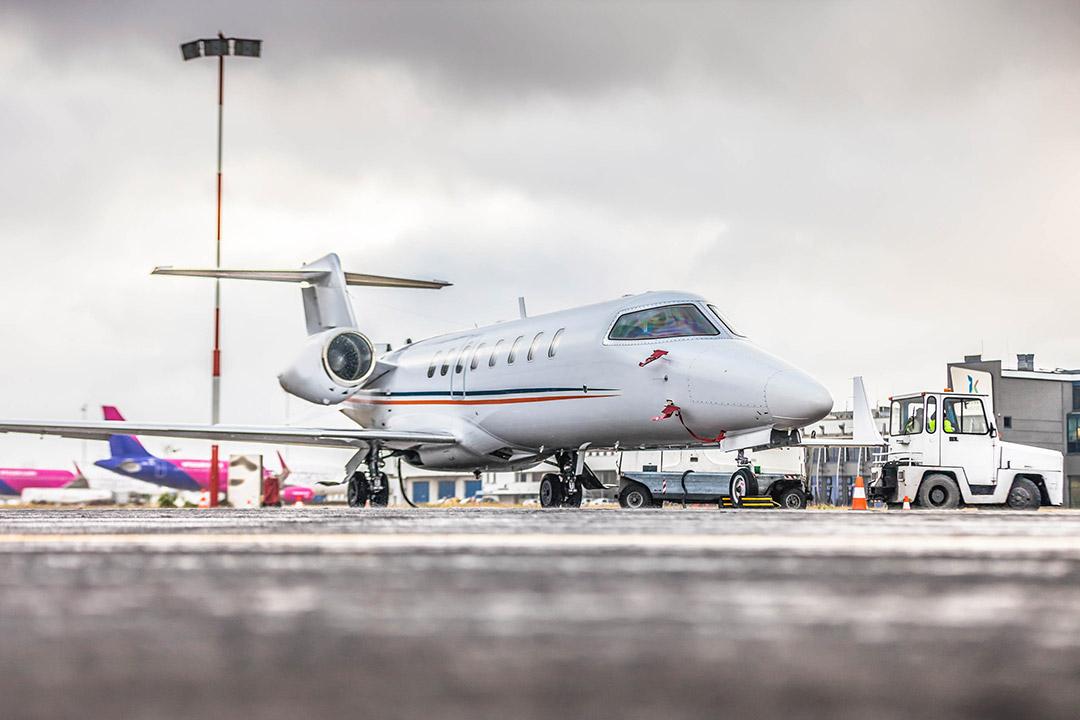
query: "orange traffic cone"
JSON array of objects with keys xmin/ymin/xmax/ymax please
[
  {"xmin": 902, "ymin": 495, "xmax": 911, "ymax": 510},
  {"xmin": 851, "ymin": 476, "xmax": 868, "ymax": 510}
]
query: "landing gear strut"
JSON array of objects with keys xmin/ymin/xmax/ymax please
[
  {"xmin": 346, "ymin": 447, "xmax": 390, "ymax": 508},
  {"xmin": 539, "ymin": 450, "xmax": 584, "ymax": 508}
]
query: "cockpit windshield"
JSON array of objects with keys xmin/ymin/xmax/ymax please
[
  {"xmin": 608, "ymin": 304, "xmax": 719, "ymax": 340},
  {"xmin": 890, "ymin": 397, "xmax": 924, "ymax": 436},
  {"xmin": 707, "ymin": 304, "xmax": 745, "ymax": 337}
]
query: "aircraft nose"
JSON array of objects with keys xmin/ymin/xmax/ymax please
[{"xmin": 766, "ymin": 370, "xmax": 833, "ymax": 427}]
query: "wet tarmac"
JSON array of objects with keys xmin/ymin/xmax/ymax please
[{"xmin": 1, "ymin": 507, "xmax": 1079, "ymax": 719}]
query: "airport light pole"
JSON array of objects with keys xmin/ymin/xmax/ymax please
[{"xmin": 181, "ymin": 34, "xmax": 261, "ymax": 507}]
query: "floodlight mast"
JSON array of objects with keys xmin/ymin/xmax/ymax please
[{"xmin": 180, "ymin": 34, "xmax": 262, "ymax": 508}]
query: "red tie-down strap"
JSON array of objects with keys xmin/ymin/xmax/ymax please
[
  {"xmin": 639, "ymin": 349, "xmax": 668, "ymax": 367},
  {"xmin": 651, "ymin": 402, "xmax": 726, "ymax": 444}
]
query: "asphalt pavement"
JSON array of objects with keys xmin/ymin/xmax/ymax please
[{"xmin": 1, "ymin": 506, "xmax": 1079, "ymax": 720}]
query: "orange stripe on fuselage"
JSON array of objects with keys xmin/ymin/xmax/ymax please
[{"xmin": 349, "ymin": 393, "xmax": 618, "ymax": 406}]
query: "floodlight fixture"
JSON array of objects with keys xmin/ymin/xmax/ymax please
[{"xmin": 180, "ymin": 37, "xmax": 262, "ymax": 61}]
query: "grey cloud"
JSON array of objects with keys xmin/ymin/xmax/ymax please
[{"xmin": 1, "ymin": 0, "xmax": 1079, "ymax": 466}]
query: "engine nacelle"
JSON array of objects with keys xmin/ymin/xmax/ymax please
[{"xmin": 278, "ymin": 329, "xmax": 376, "ymax": 405}]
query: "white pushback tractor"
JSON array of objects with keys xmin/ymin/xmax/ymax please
[{"xmin": 869, "ymin": 390, "xmax": 1064, "ymax": 509}]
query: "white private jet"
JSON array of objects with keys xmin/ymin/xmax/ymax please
[{"xmin": 0, "ymin": 254, "xmax": 833, "ymax": 508}]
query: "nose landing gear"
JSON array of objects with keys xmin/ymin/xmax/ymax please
[{"xmin": 538, "ymin": 449, "xmax": 587, "ymax": 508}]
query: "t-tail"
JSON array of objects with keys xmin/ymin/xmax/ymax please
[
  {"xmin": 153, "ymin": 253, "xmax": 450, "ymax": 406},
  {"xmin": 102, "ymin": 405, "xmax": 153, "ymax": 459}
]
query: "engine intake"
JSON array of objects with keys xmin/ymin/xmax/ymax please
[{"xmin": 279, "ymin": 329, "xmax": 376, "ymax": 405}]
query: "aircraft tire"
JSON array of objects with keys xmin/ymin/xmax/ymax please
[
  {"xmin": 618, "ymin": 483, "xmax": 653, "ymax": 509},
  {"xmin": 916, "ymin": 473, "xmax": 960, "ymax": 509},
  {"xmin": 728, "ymin": 468, "xmax": 757, "ymax": 507},
  {"xmin": 347, "ymin": 471, "xmax": 369, "ymax": 508},
  {"xmin": 370, "ymin": 473, "xmax": 390, "ymax": 507},
  {"xmin": 1006, "ymin": 477, "xmax": 1041, "ymax": 510},
  {"xmin": 539, "ymin": 474, "xmax": 565, "ymax": 508}
]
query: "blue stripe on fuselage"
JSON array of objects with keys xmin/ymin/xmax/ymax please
[{"xmin": 356, "ymin": 386, "xmax": 620, "ymax": 398}]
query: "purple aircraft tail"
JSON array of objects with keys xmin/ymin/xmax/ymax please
[{"xmin": 102, "ymin": 406, "xmax": 152, "ymax": 458}]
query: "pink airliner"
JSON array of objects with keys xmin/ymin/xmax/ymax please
[{"xmin": 0, "ymin": 466, "xmax": 85, "ymax": 496}]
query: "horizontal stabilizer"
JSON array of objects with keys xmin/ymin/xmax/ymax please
[
  {"xmin": 154, "ymin": 253, "xmax": 450, "ymax": 335},
  {"xmin": 152, "ymin": 267, "xmax": 451, "ymax": 289},
  {"xmin": 0, "ymin": 420, "xmax": 456, "ymax": 451}
]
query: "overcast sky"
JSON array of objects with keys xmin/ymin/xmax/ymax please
[{"xmin": 1, "ymin": 1, "xmax": 1079, "ymax": 471}]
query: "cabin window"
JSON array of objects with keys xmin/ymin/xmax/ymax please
[
  {"xmin": 608, "ymin": 304, "xmax": 719, "ymax": 340},
  {"xmin": 489, "ymin": 340, "xmax": 504, "ymax": 367},
  {"xmin": 527, "ymin": 332, "xmax": 545, "ymax": 361},
  {"xmin": 548, "ymin": 328, "xmax": 565, "ymax": 357},
  {"xmin": 508, "ymin": 336, "xmax": 523, "ymax": 364},
  {"xmin": 471, "ymin": 343, "xmax": 487, "ymax": 371},
  {"xmin": 456, "ymin": 344, "xmax": 471, "ymax": 374},
  {"xmin": 440, "ymin": 349, "xmax": 453, "ymax": 376},
  {"xmin": 427, "ymin": 352, "xmax": 440, "ymax": 379}
]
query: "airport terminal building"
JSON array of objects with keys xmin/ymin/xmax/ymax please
[{"xmin": 948, "ymin": 354, "xmax": 1080, "ymax": 507}]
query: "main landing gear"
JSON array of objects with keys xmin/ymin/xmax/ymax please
[
  {"xmin": 539, "ymin": 450, "xmax": 589, "ymax": 508},
  {"xmin": 347, "ymin": 448, "xmax": 390, "ymax": 508}
]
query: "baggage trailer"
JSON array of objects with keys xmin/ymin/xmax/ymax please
[{"xmin": 619, "ymin": 468, "xmax": 809, "ymax": 509}]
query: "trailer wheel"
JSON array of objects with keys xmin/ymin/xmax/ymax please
[
  {"xmin": 776, "ymin": 486, "xmax": 807, "ymax": 510},
  {"xmin": 539, "ymin": 474, "xmax": 565, "ymax": 508},
  {"xmin": 728, "ymin": 468, "xmax": 758, "ymax": 507},
  {"xmin": 619, "ymin": 483, "xmax": 653, "ymax": 509},
  {"xmin": 917, "ymin": 474, "xmax": 960, "ymax": 509},
  {"xmin": 1006, "ymin": 477, "xmax": 1041, "ymax": 510}
]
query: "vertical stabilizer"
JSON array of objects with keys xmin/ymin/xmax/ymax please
[
  {"xmin": 852, "ymin": 377, "xmax": 885, "ymax": 445},
  {"xmin": 300, "ymin": 254, "xmax": 358, "ymax": 335},
  {"xmin": 102, "ymin": 406, "xmax": 152, "ymax": 458}
]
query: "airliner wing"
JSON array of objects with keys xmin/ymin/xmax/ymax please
[{"xmin": 0, "ymin": 421, "xmax": 455, "ymax": 450}]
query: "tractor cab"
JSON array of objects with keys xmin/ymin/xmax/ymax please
[{"xmin": 887, "ymin": 391, "xmax": 996, "ymax": 483}]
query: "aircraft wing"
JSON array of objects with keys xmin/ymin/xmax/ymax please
[{"xmin": 0, "ymin": 420, "xmax": 455, "ymax": 451}]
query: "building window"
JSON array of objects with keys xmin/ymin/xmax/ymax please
[
  {"xmin": 412, "ymin": 481, "xmax": 430, "ymax": 504},
  {"xmin": 1068, "ymin": 414, "xmax": 1080, "ymax": 454},
  {"xmin": 1073, "ymin": 383, "xmax": 1080, "ymax": 412},
  {"xmin": 1003, "ymin": 416, "xmax": 1012, "ymax": 429}
]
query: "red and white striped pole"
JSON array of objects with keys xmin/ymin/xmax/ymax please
[
  {"xmin": 208, "ymin": 35, "xmax": 225, "ymax": 508},
  {"xmin": 180, "ymin": 35, "xmax": 260, "ymax": 508}
]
